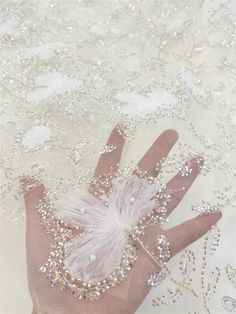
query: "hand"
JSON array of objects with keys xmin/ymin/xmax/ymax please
[{"xmin": 20, "ymin": 127, "xmax": 222, "ymax": 314}]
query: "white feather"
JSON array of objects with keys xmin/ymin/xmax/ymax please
[{"xmin": 55, "ymin": 175, "xmax": 156, "ymax": 283}]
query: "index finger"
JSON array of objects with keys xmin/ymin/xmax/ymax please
[
  {"xmin": 90, "ymin": 125, "xmax": 126, "ymax": 195},
  {"xmin": 93, "ymin": 125, "xmax": 125, "ymax": 178}
]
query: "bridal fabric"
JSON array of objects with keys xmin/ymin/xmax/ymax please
[{"xmin": 0, "ymin": 0, "xmax": 236, "ymax": 313}]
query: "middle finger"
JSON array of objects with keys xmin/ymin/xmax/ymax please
[
  {"xmin": 161, "ymin": 156, "xmax": 204, "ymax": 217},
  {"xmin": 132, "ymin": 129, "xmax": 179, "ymax": 177}
]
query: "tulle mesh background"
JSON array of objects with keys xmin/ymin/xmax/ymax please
[{"xmin": 0, "ymin": 0, "xmax": 236, "ymax": 313}]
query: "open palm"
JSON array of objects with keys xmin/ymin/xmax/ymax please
[{"xmin": 21, "ymin": 127, "xmax": 222, "ymax": 314}]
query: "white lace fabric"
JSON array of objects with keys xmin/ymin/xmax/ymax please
[{"xmin": 0, "ymin": 0, "xmax": 236, "ymax": 313}]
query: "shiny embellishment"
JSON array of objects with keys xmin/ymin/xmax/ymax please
[
  {"xmin": 38, "ymin": 175, "xmax": 171, "ymax": 300},
  {"xmin": 226, "ymin": 265, "xmax": 236, "ymax": 288},
  {"xmin": 89, "ymin": 254, "xmax": 96, "ymax": 262},
  {"xmin": 147, "ymin": 269, "xmax": 167, "ymax": 287},
  {"xmin": 146, "ymin": 235, "xmax": 170, "ymax": 288},
  {"xmin": 79, "ymin": 208, "xmax": 86, "ymax": 214},
  {"xmin": 221, "ymin": 296, "xmax": 236, "ymax": 313},
  {"xmin": 129, "ymin": 196, "xmax": 136, "ymax": 203},
  {"xmin": 156, "ymin": 234, "xmax": 171, "ymax": 264},
  {"xmin": 1, "ymin": 0, "xmax": 235, "ymax": 309},
  {"xmin": 179, "ymin": 163, "xmax": 193, "ymax": 177}
]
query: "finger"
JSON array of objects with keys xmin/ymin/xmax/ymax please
[
  {"xmin": 133, "ymin": 129, "xmax": 179, "ymax": 177},
  {"xmin": 164, "ymin": 156, "xmax": 204, "ymax": 216},
  {"xmin": 20, "ymin": 176, "xmax": 52, "ymax": 266},
  {"xmin": 93, "ymin": 125, "xmax": 125, "ymax": 178},
  {"xmin": 129, "ymin": 211, "xmax": 222, "ymax": 301},
  {"xmin": 142, "ymin": 211, "xmax": 222, "ymax": 264},
  {"xmin": 165, "ymin": 211, "xmax": 222, "ymax": 257}
]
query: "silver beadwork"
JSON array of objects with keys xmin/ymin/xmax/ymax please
[
  {"xmin": 147, "ymin": 270, "xmax": 167, "ymax": 287},
  {"xmin": 146, "ymin": 234, "xmax": 171, "ymax": 288},
  {"xmin": 156, "ymin": 234, "xmax": 171, "ymax": 264}
]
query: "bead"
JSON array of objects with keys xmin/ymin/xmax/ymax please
[
  {"xmin": 79, "ymin": 208, "xmax": 86, "ymax": 214},
  {"xmin": 129, "ymin": 196, "xmax": 136, "ymax": 204},
  {"xmin": 89, "ymin": 254, "xmax": 96, "ymax": 262}
]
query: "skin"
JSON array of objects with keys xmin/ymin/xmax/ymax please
[{"xmin": 20, "ymin": 128, "xmax": 222, "ymax": 314}]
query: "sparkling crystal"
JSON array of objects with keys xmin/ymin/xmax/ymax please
[
  {"xmin": 221, "ymin": 296, "xmax": 236, "ymax": 312},
  {"xmin": 147, "ymin": 270, "xmax": 167, "ymax": 287},
  {"xmin": 156, "ymin": 235, "xmax": 171, "ymax": 264},
  {"xmin": 179, "ymin": 163, "xmax": 193, "ymax": 177}
]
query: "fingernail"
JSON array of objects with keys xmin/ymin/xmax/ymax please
[
  {"xmin": 201, "ymin": 210, "xmax": 222, "ymax": 220},
  {"xmin": 214, "ymin": 210, "xmax": 222, "ymax": 219},
  {"xmin": 19, "ymin": 176, "xmax": 31, "ymax": 184},
  {"xmin": 190, "ymin": 155, "xmax": 204, "ymax": 168}
]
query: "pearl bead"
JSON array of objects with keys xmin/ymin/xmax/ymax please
[
  {"xmin": 129, "ymin": 196, "xmax": 136, "ymax": 204},
  {"xmin": 79, "ymin": 208, "xmax": 86, "ymax": 214},
  {"xmin": 89, "ymin": 254, "xmax": 96, "ymax": 261}
]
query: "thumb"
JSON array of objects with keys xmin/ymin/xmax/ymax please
[{"xmin": 20, "ymin": 176, "xmax": 52, "ymax": 267}]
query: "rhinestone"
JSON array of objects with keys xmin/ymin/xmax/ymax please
[
  {"xmin": 179, "ymin": 164, "xmax": 193, "ymax": 177},
  {"xmin": 147, "ymin": 270, "xmax": 167, "ymax": 287}
]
